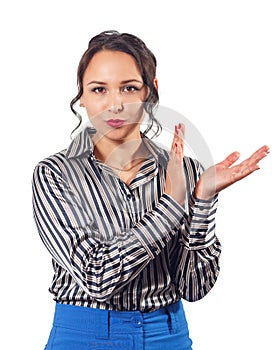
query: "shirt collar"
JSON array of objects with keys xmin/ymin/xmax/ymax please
[
  {"xmin": 65, "ymin": 126, "xmax": 96, "ymax": 159},
  {"xmin": 65, "ymin": 126, "xmax": 168, "ymax": 166},
  {"xmin": 141, "ymin": 134, "xmax": 168, "ymax": 167}
]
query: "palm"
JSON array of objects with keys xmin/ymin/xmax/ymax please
[{"xmin": 195, "ymin": 145, "xmax": 270, "ymax": 200}]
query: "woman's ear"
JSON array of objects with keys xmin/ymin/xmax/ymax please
[
  {"xmin": 153, "ymin": 78, "xmax": 158, "ymax": 91},
  {"xmin": 79, "ymin": 98, "xmax": 85, "ymax": 107}
]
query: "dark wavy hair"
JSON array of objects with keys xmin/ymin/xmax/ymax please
[{"xmin": 70, "ymin": 30, "xmax": 161, "ymax": 138}]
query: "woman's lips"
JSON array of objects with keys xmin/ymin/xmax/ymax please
[{"xmin": 106, "ymin": 119, "xmax": 125, "ymax": 128}]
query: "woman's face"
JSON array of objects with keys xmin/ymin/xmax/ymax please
[{"xmin": 80, "ymin": 50, "xmax": 148, "ymax": 142}]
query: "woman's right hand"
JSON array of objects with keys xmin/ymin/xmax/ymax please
[{"xmin": 164, "ymin": 123, "xmax": 187, "ymax": 206}]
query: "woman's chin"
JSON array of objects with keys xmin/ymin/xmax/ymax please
[{"xmin": 94, "ymin": 124, "xmax": 141, "ymax": 143}]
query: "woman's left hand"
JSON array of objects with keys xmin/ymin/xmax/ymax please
[{"xmin": 194, "ymin": 145, "xmax": 270, "ymax": 200}]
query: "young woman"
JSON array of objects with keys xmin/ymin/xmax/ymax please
[{"xmin": 32, "ymin": 30, "xmax": 269, "ymax": 350}]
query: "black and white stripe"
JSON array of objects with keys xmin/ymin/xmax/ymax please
[{"xmin": 32, "ymin": 127, "xmax": 221, "ymax": 312}]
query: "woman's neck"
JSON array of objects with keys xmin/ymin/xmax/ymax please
[{"xmin": 92, "ymin": 134, "xmax": 148, "ymax": 171}]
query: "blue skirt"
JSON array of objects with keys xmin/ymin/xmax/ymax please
[{"xmin": 44, "ymin": 300, "xmax": 193, "ymax": 350}]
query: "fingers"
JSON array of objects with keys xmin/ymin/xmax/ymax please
[
  {"xmin": 165, "ymin": 123, "xmax": 187, "ymax": 206},
  {"xmin": 231, "ymin": 145, "xmax": 270, "ymax": 184},
  {"xmin": 239, "ymin": 145, "xmax": 270, "ymax": 169},
  {"xmin": 219, "ymin": 151, "xmax": 241, "ymax": 168},
  {"xmin": 248, "ymin": 145, "xmax": 270, "ymax": 164},
  {"xmin": 171, "ymin": 123, "xmax": 185, "ymax": 158},
  {"xmin": 219, "ymin": 145, "xmax": 270, "ymax": 170}
]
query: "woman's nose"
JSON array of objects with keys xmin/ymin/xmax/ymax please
[{"xmin": 108, "ymin": 92, "xmax": 124, "ymax": 114}]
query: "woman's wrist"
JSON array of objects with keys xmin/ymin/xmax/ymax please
[{"xmin": 194, "ymin": 184, "xmax": 216, "ymax": 201}]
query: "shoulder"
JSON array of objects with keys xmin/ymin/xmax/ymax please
[
  {"xmin": 32, "ymin": 149, "xmax": 68, "ymax": 180},
  {"xmin": 33, "ymin": 126, "xmax": 95, "ymax": 174}
]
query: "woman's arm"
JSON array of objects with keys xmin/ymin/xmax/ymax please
[
  {"xmin": 32, "ymin": 161, "xmax": 185, "ymax": 302},
  {"xmin": 175, "ymin": 158, "xmax": 221, "ymax": 301},
  {"xmin": 166, "ymin": 123, "xmax": 269, "ymax": 301}
]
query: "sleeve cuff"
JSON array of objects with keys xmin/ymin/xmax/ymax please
[
  {"xmin": 190, "ymin": 193, "xmax": 218, "ymax": 213},
  {"xmin": 181, "ymin": 193, "xmax": 218, "ymax": 250}
]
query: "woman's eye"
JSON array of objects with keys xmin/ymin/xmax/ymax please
[
  {"xmin": 122, "ymin": 86, "xmax": 139, "ymax": 93},
  {"xmin": 91, "ymin": 87, "xmax": 106, "ymax": 94}
]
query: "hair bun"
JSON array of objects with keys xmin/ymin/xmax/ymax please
[{"xmin": 88, "ymin": 30, "xmax": 120, "ymax": 48}]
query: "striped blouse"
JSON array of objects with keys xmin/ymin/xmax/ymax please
[{"xmin": 32, "ymin": 126, "xmax": 221, "ymax": 312}]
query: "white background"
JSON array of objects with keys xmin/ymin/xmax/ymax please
[{"xmin": 0, "ymin": 1, "xmax": 279, "ymax": 349}]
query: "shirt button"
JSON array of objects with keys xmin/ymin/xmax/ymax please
[
  {"xmin": 131, "ymin": 316, "xmax": 142, "ymax": 328},
  {"xmin": 127, "ymin": 194, "xmax": 132, "ymax": 200}
]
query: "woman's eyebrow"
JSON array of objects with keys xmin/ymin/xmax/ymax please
[
  {"xmin": 87, "ymin": 80, "xmax": 106, "ymax": 86},
  {"xmin": 87, "ymin": 79, "xmax": 143, "ymax": 86},
  {"xmin": 120, "ymin": 79, "xmax": 143, "ymax": 84}
]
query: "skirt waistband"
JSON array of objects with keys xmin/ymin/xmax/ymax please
[{"xmin": 53, "ymin": 301, "xmax": 183, "ymax": 338}]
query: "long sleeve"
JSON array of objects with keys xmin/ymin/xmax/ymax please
[
  {"xmin": 174, "ymin": 158, "xmax": 222, "ymax": 302},
  {"xmin": 32, "ymin": 161, "xmax": 185, "ymax": 302}
]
